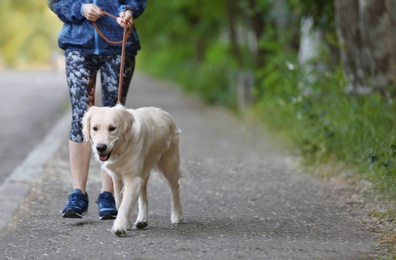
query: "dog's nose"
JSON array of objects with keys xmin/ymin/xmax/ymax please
[{"xmin": 96, "ymin": 144, "xmax": 107, "ymax": 153}]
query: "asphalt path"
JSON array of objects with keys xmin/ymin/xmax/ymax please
[
  {"xmin": 0, "ymin": 71, "xmax": 68, "ymax": 184},
  {"xmin": 0, "ymin": 72, "xmax": 383, "ymax": 259}
]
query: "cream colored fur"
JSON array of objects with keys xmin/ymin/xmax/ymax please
[{"xmin": 82, "ymin": 104, "xmax": 183, "ymax": 236}]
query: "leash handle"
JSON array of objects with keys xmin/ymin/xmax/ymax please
[
  {"xmin": 92, "ymin": 9, "xmax": 133, "ymax": 45},
  {"xmin": 92, "ymin": 8, "xmax": 134, "ymax": 104}
]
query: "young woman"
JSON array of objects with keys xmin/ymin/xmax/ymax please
[{"xmin": 48, "ymin": 0, "xmax": 146, "ymax": 219}]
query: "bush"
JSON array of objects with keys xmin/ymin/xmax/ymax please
[{"xmin": 255, "ymin": 57, "xmax": 396, "ymax": 200}]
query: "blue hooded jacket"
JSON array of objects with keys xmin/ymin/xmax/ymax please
[{"xmin": 48, "ymin": 0, "xmax": 146, "ymax": 56}]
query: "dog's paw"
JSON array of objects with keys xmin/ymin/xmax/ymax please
[
  {"xmin": 112, "ymin": 221, "xmax": 128, "ymax": 236},
  {"xmin": 135, "ymin": 221, "xmax": 148, "ymax": 229},
  {"xmin": 171, "ymin": 213, "xmax": 184, "ymax": 224},
  {"xmin": 111, "ymin": 226, "xmax": 127, "ymax": 237}
]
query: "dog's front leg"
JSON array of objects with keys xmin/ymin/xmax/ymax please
[
  {"xmin": 134, "ymin": 175, "xmax": 149, "ymax": 229},
  {"xmin": 104, "ymin": 168, "xmax": 123, "ymax": 209},
  {"xmin": 111, "ymin": 177, "xmax": 143, "ymax": 236},
  {"xmin": 113, "ymin": 178, "xmax": 123, "ymax": 209}
]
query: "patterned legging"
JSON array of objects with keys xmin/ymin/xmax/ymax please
[{"xmin": 65, "ymin": 51, "xmax": 135, "ymax": 142}]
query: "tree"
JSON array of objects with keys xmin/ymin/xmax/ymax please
[{"xmin": 335, "ymin": 0, "xmax": 396, "ymax": 95}]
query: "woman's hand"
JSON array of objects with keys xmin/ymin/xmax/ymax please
[
  {"xmin": 117, "ymin": 10, "xmax": 133, "ymax": 30},
  {"xmin": 82, "ymin": 4, "xmax": 103, "ymax": 21}
]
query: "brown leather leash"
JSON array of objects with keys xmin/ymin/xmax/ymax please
[{"xmin": 92, "ymin": 8, "xmax": 133, "ymax": 104}]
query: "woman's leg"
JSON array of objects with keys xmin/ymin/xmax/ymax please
[
  {"xmin": 100, "ymin": 54, "xmax": 135, "ymax": 106},
  {"xmin": 66, "ymin": 51, "xmax": 98, "ymax": 191},
  {"xmin": 62, "ymin": 51, "xmax": 99, "ymax": 217},
  {"xmin": 101, "ymin": 171, "xmax": 114, "ymax": 193},
  {"xmin": 69, "ymin": 141, "xmax": 91, "ymax": 194}
]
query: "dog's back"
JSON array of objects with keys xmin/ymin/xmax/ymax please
[
  {"xmin": 130, "ymin": 107, "xmax": 180, "ymax": 146},
  {"xmin": 122, "ymin": 107, "xmax": 181, "ymax": 175}
]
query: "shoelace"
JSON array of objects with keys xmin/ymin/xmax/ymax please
[
  {"xmin": 98, "ymin": 194, "xmax": 115, "ymax": 208},
  {"xmin": 68, "ymin": 193, "xmax": 87, "ymax": 207}
]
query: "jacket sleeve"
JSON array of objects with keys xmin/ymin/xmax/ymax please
[
  {"xmin": 118, "ymin": 0, "xmax": 147, "ymax": 20},
  {"xmin": 47, "ymin": 0, "xmax": 85, "ymax": 24}
]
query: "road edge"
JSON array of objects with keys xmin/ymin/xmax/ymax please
[{"xmin": 0, "ymin": 111, "xmax": 71, "ymax": 231}]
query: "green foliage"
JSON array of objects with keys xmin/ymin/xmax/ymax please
[
  {"xmin": 0, "ymin": 0, "xmax": 61, "ymax": 68},
  {"xmin": 137, "ymin": 0, "xmax": 237, "ymax": 107},
  {"xmin": 292, "ymin": 0, "xmax": 335, "ymax": 31},
  {"xmin": 138, "ymin": 0, "xmax": 224, "ymax": 60},
  {"xmin": 368, "ymin": 143, "xmax": 396, "ymax": 200},
  {"xmin": 139, "ymin": 39, "xmax": 237, "ymax": 108}
]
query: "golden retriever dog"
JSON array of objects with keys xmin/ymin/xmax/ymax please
[{"xmin": 82, "ymin": 104, "xmax": 183, "ymax": 236}]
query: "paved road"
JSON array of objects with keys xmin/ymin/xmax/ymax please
[
  {"xmin": 0, "ymin": 71, "xmax": 68, "ymax": 184},
  {"xmin": 1, "ymin": 72, "xmax": 382, "ymax": 259}
]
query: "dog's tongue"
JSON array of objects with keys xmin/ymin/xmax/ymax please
[{"xmin": 99, "ymin": 154, "xmax": 109, "ymax": 161}]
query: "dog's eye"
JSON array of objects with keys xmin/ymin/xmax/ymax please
[
  {"xmin": 93, "ymin": 126, "xmax": 98, "ymax": 131},
  {"xmin": 109, "ymin": 126, "xmax": 116, "ymax": 132}
]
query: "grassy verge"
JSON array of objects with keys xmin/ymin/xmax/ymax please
[{"xmin": 255, "ymin": 60, "xmax": 396, "ymax": 200}]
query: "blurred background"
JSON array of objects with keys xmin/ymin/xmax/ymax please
[
  {"xmin": 2, "ymin": 1, "xmax": 396, "ymax": 218},
  {"xmin": 0, "ymin": 0, "xmax": 62, "ymax": 69}
]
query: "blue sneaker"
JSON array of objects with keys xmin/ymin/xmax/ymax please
[
  {"xmin": 62, "ymin": 189, "xmax": 89, "ymax": 218},
  {"xmin": 97, "ymin": 192, "xmax": 118, "ymax": 220}
]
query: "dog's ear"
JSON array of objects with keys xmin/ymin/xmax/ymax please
[
  {"xmin": 123, "ymin": 112, "xmax": 134, "ymax": 141},
  {"xmin": 115, "ymin": 105, "xmax": 134, "ymax": 141},
  {"xmin": 82, "ymin": 106, "xmax": 95, "ymax": 142}
]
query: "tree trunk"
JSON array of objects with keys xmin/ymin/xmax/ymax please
[
  {"xmin": 360, "ymin": 0, "xmax": 395, "ymax": 93},
  {"xmin": 335, "ymin": 0, "xmax": 395, "ymax": 95},
  {"xmin": 246, "ymin": 0, "xmax": 266, "ymax": 68},
  {"xmin": 225, "ymin": 0, "xmax": 243, "ymax": 66},
  {"xmin": 335, "ymin": 0, "xmax": 371, "ymax": 94}
]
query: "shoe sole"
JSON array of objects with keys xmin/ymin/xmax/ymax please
[
  {"xmin": 99, "ymin": 213, "xmax": 117, "ymax": 220},
  {"xmin": 62, "ymin": 211, "xmax": 86, "ymax": 218}
]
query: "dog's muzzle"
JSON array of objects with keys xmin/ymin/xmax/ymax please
[{"xmin": 96, "ymin": 144, "xmax": 112, "ymax": 161}]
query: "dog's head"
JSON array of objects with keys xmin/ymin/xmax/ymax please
[{"xmin": 82, "ymin": 104, "xmax": 134, "ymax": 162}]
